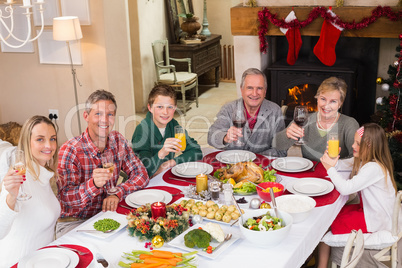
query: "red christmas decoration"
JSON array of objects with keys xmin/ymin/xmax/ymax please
[{"xmin": 258, "ymin": 6, "xmax": 402, "ymax": 53}]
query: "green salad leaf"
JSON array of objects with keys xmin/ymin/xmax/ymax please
[{"xmin": 233, "ymin": 182, "xmax": 256, "ymax": 194}]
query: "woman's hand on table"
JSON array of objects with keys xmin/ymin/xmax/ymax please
[
  {"xmin": 320, "ymin": 151, "xmax": 339, "ymax": 171},
  {"xmin": 92, "ymin": 168, "xmax": 113, "ymax": 188},
  {"xmin": 158, "ymin": 138, "xmax": 181, "ymax": 159},
  {"xmin": 286, "ymin": 122, "xmax": 304, "ymax": 141},
  {"xmin": 102, "ymin": 194, "xmax": 119, "ymax": 212}
]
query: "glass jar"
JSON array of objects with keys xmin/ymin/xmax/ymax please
[{"xmin": 222, "ymin": 183, "xmax": 234, "ymax": 205}]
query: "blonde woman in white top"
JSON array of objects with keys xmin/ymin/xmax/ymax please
[{"xmin": 0, "ymin": 116, "xmax": 61, "ymax": 267}]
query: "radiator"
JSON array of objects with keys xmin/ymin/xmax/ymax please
[{"xmin": 220, "ymin": 44, "xmax": 235, "ymax": 82}]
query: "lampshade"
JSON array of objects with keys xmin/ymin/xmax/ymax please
[{"xmin": 53, "ymin": 16, "xmax": 83, "ymax": 41}]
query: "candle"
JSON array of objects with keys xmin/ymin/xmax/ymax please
[
  {"xmin": 151, "ymin": 202, "xmax": 166, "ymax": 219},
  {"xmin": 22, "ymin": 0, "xmax": 31, "ymax": 6},
  {"xmin": 196, "ymin": 173, "xmax": 208, "ymax": 194}
]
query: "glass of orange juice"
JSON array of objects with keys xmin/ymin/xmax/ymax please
[
  {"xmin": 328, "ymin": 132, "xmax": 340, "ymax": 158},
  {"xmin": 174, "ymin": 126, "xmax": 186, "ymax": 151}
]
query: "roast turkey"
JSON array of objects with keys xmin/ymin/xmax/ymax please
[{"xmin": 219, "ymin": 161, "xmax": 264, "ymax": 184}]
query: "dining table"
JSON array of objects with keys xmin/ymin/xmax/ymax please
[{"xmin": 29, "ymin": 148, "xmax": 348, "ymax": 268}]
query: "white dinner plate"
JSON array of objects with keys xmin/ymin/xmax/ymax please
[
  {"xmin": 18, "ymin": 248, "xmax": 79, "ymax": 268},
  {"xmin": 125, "ymin": 190, "xmax": 173, "ymax": 208},
  {"xmin": 129, "ymin": 190, "xmax": 165, "ymax": 206},
  {"xmin": 168, "ymin": 224, "xmax": 240, "ymax": 260},
  {"xmin": 75, "ymin": 211, "xmax": 127, "ymax": 239},
  {"xmin": 286, "ymin": 178, "xmax": 334, "ymax": 197},
  {"xmin": 271, "ymin": 157, "xmax": 313, "ymax": 173},
  {"xmin": 171, "ymin": 162, "xmax": 213, "ymax": 178},
  {"xmin": 215, "ymin": 150, "xmax": 257, "ymax": 164}
]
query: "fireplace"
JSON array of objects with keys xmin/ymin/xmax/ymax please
[{"xmin": 265, "ymin": 36, "xmax": 380, "ymax": 125}]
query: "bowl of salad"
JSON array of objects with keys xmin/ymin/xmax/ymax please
[
  {"xmin": 238, "ymin": 209, "xmax": 293, "ymax": 246},
  {"xmin": 256, "ymin": 182, "xmax": 284, "ymax": 202}
]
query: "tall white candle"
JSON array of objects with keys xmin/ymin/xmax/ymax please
[{"xmin": 23, "ymin": 0, "xmax": 31, "ymax": 6}]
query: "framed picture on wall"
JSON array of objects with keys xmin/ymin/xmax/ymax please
[
  {"xmin": 37, "ymin": 30, "xmax": 82, "ymax": 65},
  {"xmin": 0, "ymin": 5, "xmax": 35, "ymax": 53},
  {"xmin": 33, "ymin": 0, "xmax": 60, "ymax": 26},
  {"xmin": 60, "ymin": 0, "xmax": 91, "ymax": 25}
]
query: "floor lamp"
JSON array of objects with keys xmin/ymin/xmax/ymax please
[{"xmin": 53, "ymin": 16, "xmax": 83, "ymax": 134}]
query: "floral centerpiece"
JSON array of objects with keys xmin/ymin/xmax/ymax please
[{"xmin": 127, "ymin": 204, "xmax": 190, "ymax": 242}]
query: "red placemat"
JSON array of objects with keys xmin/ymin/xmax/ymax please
[
  {"xmin": 11, "ymin": 244, "xmax": 93, "ymax": 268},
  {"xmin": 162, "ymin": 169, "xmax": 197, "ymax": 186},
  {"xmin": 276, "ymin": 161, "xmax": 328, "ymax": 178},
  {"xmin": 283, "ymin": 175, "xmax": 340, "ymax": 207},
  {"xmin": 117, "ymin": 186, "xmax": 184, "ymax": 214}
]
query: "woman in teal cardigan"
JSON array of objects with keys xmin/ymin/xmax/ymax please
[{"xmin": 132, "ymin": 85, "xmax": 202, "ymax": 177}]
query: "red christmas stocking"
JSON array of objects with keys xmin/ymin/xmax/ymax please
[
  {"xmin": 280, "ymin": 11, "xmax": 302, "ymax": 65},
  {"xmin": 314, "ymin": 10, "xmax": 344, "ymax": 66}
]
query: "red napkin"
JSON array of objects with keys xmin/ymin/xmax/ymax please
[
  {"xmin": 117, "ymin": 186, "xmax": 184, "ymax": 215},
  {"xmin": 162, "ymin": 169, "xmax": 196, "ymax": 186},
  {"xmin": 11, "ymin": 244, "xmax": 93, "ymax": 268}
]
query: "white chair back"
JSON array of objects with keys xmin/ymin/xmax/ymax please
[{"xmin": 340, "ymin": 229, "xmax": 364, "ymax": 268}]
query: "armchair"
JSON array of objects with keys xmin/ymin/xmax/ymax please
[{"xmin": 152, "ymin": 39, "xmax": 198, "ymax": 115}]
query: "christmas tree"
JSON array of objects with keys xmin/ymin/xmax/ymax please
[{"xmin": 373, "ymin": 34, "xmax": 402, "ymax": 190}]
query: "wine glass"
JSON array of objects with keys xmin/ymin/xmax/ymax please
[
  {"xmin": 101, "ymin": 151, "xmax": 118, "ymax": 194},
  {"xmin": 293, "ymin": 106, "xmax": 308, "ymax": 145},
  {"xmin": 232, "ymin": 105, "xmax": 246, "ymax": 147},
  {"xmin": 12, "ymin": 149, "xmax": 31, "ymax": 201}
]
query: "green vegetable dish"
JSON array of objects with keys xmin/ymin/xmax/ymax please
[
  {"xmin": 184, "ymin": 229, "xmax": 211, "ymax": 248},
  {"xmin": 93, "ymin": 218, "xmax": 121, "ymax": 232},
  {"xmin": 243, "ymin": 211, "xmax": 284, "ymax": 231}
]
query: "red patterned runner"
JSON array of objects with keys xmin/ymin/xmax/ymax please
[
  {"xmin": 11, "ymin": 244, "xmax": 93, "ymax": 268},
  {"xmin": 117, "ymin": 186, "xmax": 184, "ymax": 215}
]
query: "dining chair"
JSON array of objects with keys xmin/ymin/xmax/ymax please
[
  {"xmin": 372, "ymin": 190, "xmax": 402, "ymax": 268},
  {"xmin": 331, "ymin": 190, "xmax": 402, "ymax": 268},
  {"xmin": 151, "ymin": 39, "xmax": 198, "ymax": 115},
  {"xmin": 339, "ymin": 229, "xmax": 365, "ymax": 268}
]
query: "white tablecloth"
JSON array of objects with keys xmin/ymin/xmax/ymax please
[{"xmin": 51, "ymin": 148, "xmax": 348, "ymax": 268}]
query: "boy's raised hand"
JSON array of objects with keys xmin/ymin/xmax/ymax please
[{"xmin": 158, "ymin": 138, "xmax": 182, "ymax": 159}]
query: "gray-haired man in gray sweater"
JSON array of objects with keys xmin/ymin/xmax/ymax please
[{"xmin": 207, "ymin": 68, "xmax": 286, "ymax": 157}]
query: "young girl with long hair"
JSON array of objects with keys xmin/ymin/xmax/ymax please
[
  {"xmin": 0, "ymin": 116, "xmax": 61, "ymax": 267},
  {"xmin": 317, "ymin": 123, "xmax": 397, "ymax": 268}
]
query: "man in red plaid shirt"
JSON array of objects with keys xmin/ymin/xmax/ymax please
[{"xmin": 55, "ymin": 90, "xmax": 149, "ymax": 237}]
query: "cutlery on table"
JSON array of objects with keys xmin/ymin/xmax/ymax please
[
  {"xmin": 311, "ymin": 161, "xmax": 320, "ymax": 171},
  {"xmin": 213, "ymin": 233, "xmax": 232, "ymax": 252},
  {"xmin": 263, "ymin": 162, "xmax": 272, "ymax": 170},
  {"xmin": 119, "ymin": 204, "xmax": 134, "ymax": 210},
  {"xmin": 168, "ymin": 177, "xmax": 196, "ymax": 184},
  {"xmin": 55, "ymin": 245, "xmax": 88, "ymax": 255},
  {"xmin": 77, "ymin": 229, "xmax": 115, "ymax": 233},
  {"xmin": 246, "ymin": 180, "xmax": 265, "ymax": 191},
  {"xmin": 269, "ymin": 187, "xmax": 280, "ymax": 218},
  {"xmin": 230, "ymin": 218, "xmax": 239, "ymax": 227},
  {"xmin": 231, "ymin": 194, "xmax": 245, "ymax": 224},
  {"xmin": 96, "ymin": 253, "xmax": 109, "ymax": 267}
]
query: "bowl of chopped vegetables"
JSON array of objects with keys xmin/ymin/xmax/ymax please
[
  {"xmin": 238, "ymin": 209, "xmax": 293, "ymax": 246},
  {"xmin": 275, "ymin": 194, "xmax": 316, "ymax": 223},
  {"xmin": 256, "ymin": 182, "xmax": 284, "ymax": 202}
]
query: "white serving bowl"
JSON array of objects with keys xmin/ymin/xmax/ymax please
[
  {"xmin": 275, "ymin": 194, "xmax": 316, "ymax": 223},
  {"xmin": 238, "ymin": 209, "xmax": 293, "ymax": 247}
]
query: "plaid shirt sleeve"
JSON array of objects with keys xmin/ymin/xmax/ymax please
[
  {"xmin": 57, "ymin": 139, "xmax": 102, "ymax": 218},
  {"xmin": 113, "ymin": 134, "xmax": 149, "ymax": 199}
]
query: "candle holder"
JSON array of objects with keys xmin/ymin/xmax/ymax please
[{"xmin": 151, "ymin": 202, "xmax": 166, "ymax": 219}]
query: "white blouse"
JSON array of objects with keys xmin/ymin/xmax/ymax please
[
  {"xmin": 328, "ymin": 158, "xmax": 396, "ymax": 232},
  {"xmin": 0, "ymin": 165, "xmax": 61, "ymax": 268}
]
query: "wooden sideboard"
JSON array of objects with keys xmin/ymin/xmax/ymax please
[{"xmin": 169, "ymin": 34, "xmax": 222, "ymax": 87}]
